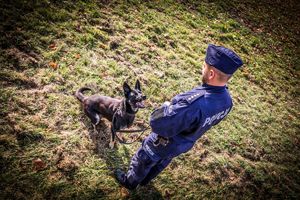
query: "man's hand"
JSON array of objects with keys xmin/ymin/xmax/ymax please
[{"xmin": 163, "ymin": 101, "xmax": 171, "ymax": 106}]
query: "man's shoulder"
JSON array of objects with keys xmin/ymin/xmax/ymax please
[
  {"xmin": 185, "ymin": 90, "xmax": 206, "ymax": 104},
  {"xmin": 172, "ymin": 87, "xmax": 206, "ymax": 104}
]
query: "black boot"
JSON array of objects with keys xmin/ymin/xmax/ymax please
[{"xmin": 114, "ymin": 169, "xmax": 136, "ymax": 190}]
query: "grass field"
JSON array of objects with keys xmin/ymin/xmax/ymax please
[{"xmin": 1, "ymin": 0, "xmax": 299, "ymax": 199}]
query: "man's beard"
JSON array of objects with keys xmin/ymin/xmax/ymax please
[{"xmin": 202, "ymin": 72, "xmax": 209, "ymax": 84}]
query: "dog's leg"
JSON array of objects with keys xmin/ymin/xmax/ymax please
[
  {"xmin": 109, "ymin": 126, "xmax": 116, "ymax": 149},
  {"xmin": 92, "ymin": 124, "xmax": 98, "ymax": 135},
  {"xmin": 85, "ymin": 107, "xmax": 101, "ymax": 126},
  {"xmin": 109, "ymin": 115, "xmax": 120, "ymax": 149},
  {"xmin": 84, "ymin": 107, "xmax": 101, "ymax": 137}
]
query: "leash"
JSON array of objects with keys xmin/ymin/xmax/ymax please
[
  {"xmin": 111, "ymin": 100, "xmax": 151, "ymax": 144},
  {"xmin": 115, "ymin": 125, "xmax": 151, "ymax": 144}
]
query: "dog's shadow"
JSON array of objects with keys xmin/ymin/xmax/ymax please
[
  {"xmin": 87, "ymin": 120, "xmax": 111, "ymax": 152},
  {"xmin": 81, "ymin": 117, "xmax": 113, "ymax": 153},
  {"xmin": 82, "ymin": 114, "xmax": 137, "ymax": 171}
]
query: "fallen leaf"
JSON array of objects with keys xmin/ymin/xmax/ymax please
[
  {"xmin": 49, "ymin": 62, "xmax": 58, "ymax": 69},
  {"xmin": 33, "ymin": 158, "xmax": 47, "ymax": 171},
  {"xmin": 75, "ymin": 54, "xmax": 81, "ymax": 59},
  {"xmin": 49, "ymin": 43, "xmax": 56, "ymax": 50},
  {"xmin": 99, "ymin": 43, "xmax": 108, "ymax": 49},
  {"xmin": 101, "ymin": 72, "xmax": 108, "ymax": 77},
  {"xmin": 75, "ymin": 24, "xmax": 82, "ymax": 32},
  {"xmin": 120, "ymin": 187, "xmax": 129, "ymax": 198}
]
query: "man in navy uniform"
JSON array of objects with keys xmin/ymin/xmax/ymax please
[{"xmin": 115, "ymin": 44, "xmax": 243, "ymax": 190}]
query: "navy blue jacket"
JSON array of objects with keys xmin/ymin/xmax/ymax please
[{"xmin": 142, "ymin": 84, "xmax": 233, "ymax": 161}]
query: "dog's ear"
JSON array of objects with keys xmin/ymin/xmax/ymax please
[
  {"xmin": 123, "ymin": 82, "xmax": 131, "ymax": 98},
  {"xmin": 135, "ymin": 80, "xmax": 141, "ymax": 91}
]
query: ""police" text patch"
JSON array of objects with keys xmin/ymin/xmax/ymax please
[{"xmin": 202, "ymin": 108, "xmax": 230, "ymax": 127}]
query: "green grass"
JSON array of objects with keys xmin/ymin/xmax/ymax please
[{"xmin": 1, "ymin": 0, "xmax": 299, "ymax": 199}]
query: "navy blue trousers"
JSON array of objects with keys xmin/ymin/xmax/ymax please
[{"xmin": 125, "ymin": 147, "xmax": 172, "ymax": 189}]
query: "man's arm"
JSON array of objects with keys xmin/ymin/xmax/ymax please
[{"xmin": 150, "ymin": 101, "xmax": 201, "ymax": 138}]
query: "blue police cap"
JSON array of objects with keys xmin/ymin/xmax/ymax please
[{"xmin": 205, "ymin": 44, "xmax": 243, "ymax": 74}]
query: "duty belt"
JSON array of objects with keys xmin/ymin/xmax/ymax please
[{"xmin": 153, "ymin": 135, "xmax": 169, "ymax": 147}]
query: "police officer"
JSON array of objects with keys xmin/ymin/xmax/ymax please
[{"xmin": 115, "ymin": 44, "xmax": 243, "ymax": 190}]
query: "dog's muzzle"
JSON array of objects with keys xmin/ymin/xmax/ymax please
[
  {"xmin": 136, "ymin": 96, "xmax": 146, "ymax": 108},
  {"xmin": 136, "ymin": 101, "xmax": 145, "ymax": 108}
]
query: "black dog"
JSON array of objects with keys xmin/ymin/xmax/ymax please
[{"xmin": 75, "ymin": 80, "xmax": 146, "ymax": 148}]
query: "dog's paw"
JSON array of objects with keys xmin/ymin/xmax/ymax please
[{"xmin": 109, "ymin": 141, "xmax": 116, "ymax": 149}]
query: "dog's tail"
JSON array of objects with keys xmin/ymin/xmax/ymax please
[{"xmin": 75, "ymin": 87, "xmax": 92, "ymax": 102}]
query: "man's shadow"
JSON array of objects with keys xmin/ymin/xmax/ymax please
[{"xmin": 82, "ymin": 118, "xmax": 164, "ymax": 199}]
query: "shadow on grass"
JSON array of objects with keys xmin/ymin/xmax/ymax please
[
  {"xmin": 177, "ymin": 0, "xmax": 300, "ymax": 46},
  {"xmin": 82, "ymin": 119, "xmax": 164, "ymax": 199},
  {"xmin": 2, "ymin": 0, "xmax": 299, "ymax": 199}
]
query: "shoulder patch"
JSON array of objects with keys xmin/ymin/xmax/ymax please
[{"xmin": 185, "ymin": 90, "xmax": 206, "ymax": 104}]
